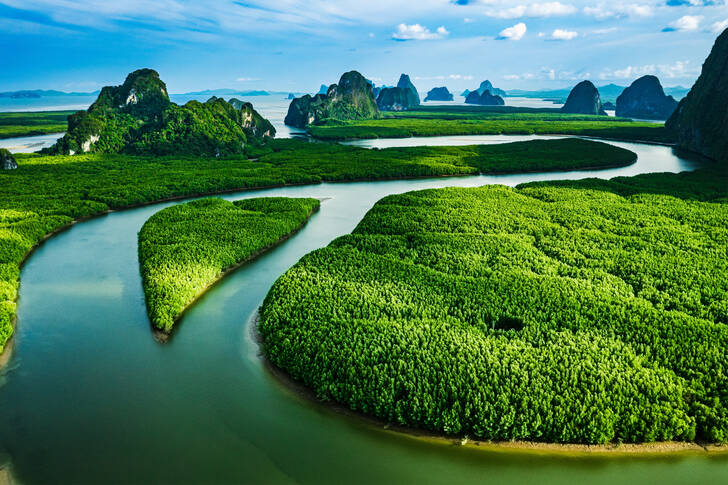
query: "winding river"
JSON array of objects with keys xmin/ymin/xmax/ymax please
[{"xmin": 1, "ymin": 137, "xmax": 726, "ymax": 484}]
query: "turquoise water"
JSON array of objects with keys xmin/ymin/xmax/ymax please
[{"xmin": 0, "ymin": 138, "xmax": 724, "ymax": 484}]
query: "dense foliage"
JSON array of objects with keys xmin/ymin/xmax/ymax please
[
  {"xmin": 309, "ymin": 116, "xmax": 671, "ymax": 144},
  {"xmin": 139, "ymin": 197, "xmax": 319, "ymax": 331},
  {"xmin": 260, "ymin": 168, "xmax": 728, "ymax": 444},
  {"xmin": 46, "ymin": 69, "xmax": 275, "ymax": 156},
  {"xmin": 0, "ymin": 111, "xmax": 71, "ymax": 139},
  {"xmin": 0, "ymin": 137, "xmax": 630, "ymax": 351},
  {"xmin": 284, "ymin": 71, "xmax": 380, "ymax": 128}
]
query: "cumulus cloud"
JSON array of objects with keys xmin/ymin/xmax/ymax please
[
  {"xmin": 549, "ymin": 28, "xmax": 578, "ymax": 40},
  {"xmin": 599, "ymin": 60, "xmax": 700, "ymax": 80},
  {"xmin": 663, "ymin": 15, "xmax": 702, "ymax": 32},
  {"xmin": 583, "ymin": 4, "xmax": 653, "ymax": 20},
  {"xmin": 485, "ymin": 2, "xmax": 576, "ymax": 19},
  {"xmin": 710, "ymin": 18, "xmax": 728, "ymax": 33},
  {"xmin": 496, "ymin": 22, "xmax": 527, "ymax": 40},
  {"xmin": 392, "ymin": 23, "xmax": 449, "ymax": 40}
]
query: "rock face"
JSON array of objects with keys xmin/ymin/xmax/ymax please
[
  {"xmin": 377, "ymin": 87, "xmax": 419, "ymax": 111},
  {"xmin": 46, "ymin": 69, "xmax": 275, "ymax": 156},
  {"xmin": 228, "ymin": 98, "xmax": 276, "ymax": 137},
  {"xmin": 284, "ymin": 71, "xmax": 380, "ymax": 128},
  {"xmin": 396, "ymin": 74, "xmax": 420, "ymax": 105},
  {"xmin": 424, "ymin": 87, "xmax": 454, "ymax": 102},
  {"xmin": 561, "ymin": 81, "xmax": 607, "ymax": 115},
  {"xmin": 465, "ymin": 90, "xmax": 505, "ymax": 106},
  {"xmin": 667, "ymin": 29, "xmax": 728, "ymax": 163},
  {"xmin": 616, "ymin": 75, "xmax": 678, "ymax": 120},
  {"xmin": 461, "ymin": 89, "xmax": 470, "ymax": 97},
  {"xmin": 475, "ymin": 80, "xmax": 506, "ymax": 97},
  {"xmin": 0, "ymin": 148, "xmax": 17, "ymax": 170},
  {"xmin": 317, "ymin": 84, "xmax": 328, "ymax": 95}
]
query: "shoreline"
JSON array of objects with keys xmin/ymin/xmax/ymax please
[
  {"xmin": 317, "ymin": 131, "xmax": 675, "ymax": 147},
  {"xmin": 252, "ymin": 311, "xmax": 727, "ymax": 457},
  {"xmin": 149, "ymin": 202, "xmax": 322, "ymax": 341}
]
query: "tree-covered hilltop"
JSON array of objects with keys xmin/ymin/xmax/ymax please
[
  {"xmin": 667, "ymin": 28, "xmax": 728, "ymax": 163},
  {"xmin": 139, "ymin": 197, "xmax": 319, "ymax": 332},
  {"xmin": 284, "ymin": 71, "xmax": 380, "ymax": 128},
  {"xmin": 260, "ymin": 168, "xmax": 728, "ymax": 444},
  {"xmin": 46, "ymin": 69, "xmax": 275, "ymax": 156}
]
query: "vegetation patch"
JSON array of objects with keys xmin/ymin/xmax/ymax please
[
  {"xmin": 139, "ymin": 197, "xmax": 319, "ymax": 331},
  {"xmin": 309, "ymin": 111, "xmax": 671, "ymax": 144},
  {"xmin": 0, "ymin": 137, "xmax": 631, "ymax": 352},
  {"xmin": 260, "ymin": 168, "xmax": 728, "ymax": 445},
  {"xmin": 0, "ymin": 111, "xmax": 71, "ymax": 139}
]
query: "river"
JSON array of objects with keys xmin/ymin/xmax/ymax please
[{"xmin": 0, "ymin": 134, "xmax": 726, "ymax": 483}]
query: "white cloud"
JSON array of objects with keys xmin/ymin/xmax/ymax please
[
  {"xmin": 464, "ymin": 17, "xmax": 475, "ymax": 23},
  {"xmin": 485, "ymin": 2, "xmax": 576, "ymax": 19},
  {"xmin": 550, "ymin": 28, "xmax": 578, "ymax": 40},
  {"xmin": 496, "ymin": 22, "xmax": 527, "ymax": 40},
  {"xmin": 584, "ymin": 4, "xmax": 653, "ymax": 20},
  {"xmin": 599, "ymin": 60, "xmax": 700, "ymax": 80},
  {"xmin": 392, "ymin": 23, "xmax": 449, "ymax": 40},
  {"xmin": 663, "ymin": 15, "xmax": 702, "ymax": 32},
  {"xmin": 413, "ymin": 74, "xmax": 474, "ymax": 81},
  {"xmin": 236, "ymin": 77, "xmax": 261, "ymax": 82},
  {"xmin": 710, "ymin": 18, "xmax": 728, "ymax": 33}
]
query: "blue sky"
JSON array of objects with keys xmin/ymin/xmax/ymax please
[{"xmin": 1, "ymin": 0, "xmax": 727, "ymax": 93}]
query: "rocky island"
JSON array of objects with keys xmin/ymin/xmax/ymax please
[
  {"xmin": 616, "ymin": 75, "xmax": 678, "ymax": 120},
  {"xmin": 561, "ymin": 80, "xmax": 607, "ymax": 115},
  {"xmin": 396, "ymin": 74, "xmax": 420, "ymax": 105},
  {"xmin": 45, "ymin": 69, "xmax": 275, "ymax": 156},
  {"xmin": 376, "ymin": 87, "xmax": 419, "ymax": 111},
  {"xmin": 667, "ymin": 28, "xmax": 728, "ymax": 163},
  {"xmin": 424, "ymin": 87, "xmax": 454, "ymax": 102},
  {"xmin": 465, "ymin": 89, "xmax": 505, "ymax": 106},
  {"xmin": 285, "ymin": 71, "xmax": 380, "ymax": 128},
  {"xmin": 463, "ymin": 80, "xmax": 506, "ymax": 98}
]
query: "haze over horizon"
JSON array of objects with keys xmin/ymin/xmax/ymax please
[{"xmin": 2, "ymin": 0, "xmax": 727, "ymax": 94}]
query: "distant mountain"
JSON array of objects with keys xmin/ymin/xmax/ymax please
[
  {"xmin": 508, "ymin": 83, "xmax": 689, "ymax": 103},
  {"xmin": 0, "ymin": 89, "xmax": 100, "ymax": 98},
  {"xmin": 181, "ymin": 89, "xmax": 270, "ymax": 96}
]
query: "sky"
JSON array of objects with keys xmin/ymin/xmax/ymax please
[{"xmin": 1, "ymin": 0, "xmax": 727, "ymax": 94}]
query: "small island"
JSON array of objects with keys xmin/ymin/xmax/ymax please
[
  {"xmin": 138, "ymin": 197, "xmax": 320, "ymax": 332},
  {"xmin": 424, "ymin": 87, "xmax": 454, "ymax": 102}
]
